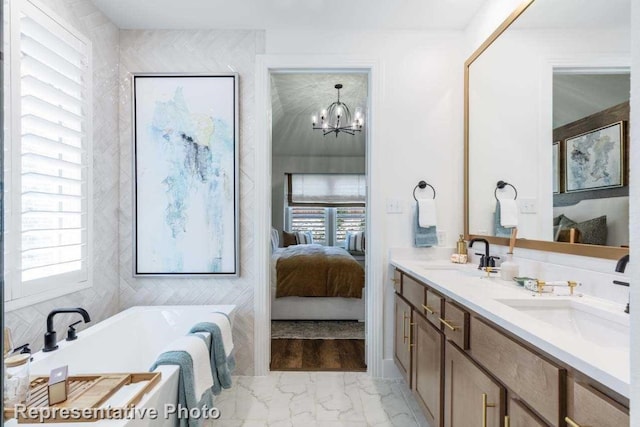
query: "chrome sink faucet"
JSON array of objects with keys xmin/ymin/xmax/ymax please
[
  {"xmin": 43, "ymin": 308, "xmax": 91, "ymax": 352},
  {"xmin": 613, "ymin": 254, "xmax": 630, "ymax": 314}
]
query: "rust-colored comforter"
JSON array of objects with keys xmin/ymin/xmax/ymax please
[{"xmin": 275, "ymin": 244, "xmax": 364, "ymax": 298}]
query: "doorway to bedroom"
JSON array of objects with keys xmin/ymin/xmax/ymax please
[{"xmin": 269, "ymin": 72, "xmax": 368, "ymax": 371}]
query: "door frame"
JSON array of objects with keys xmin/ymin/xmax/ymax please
[{"xmin": 254, "ymin": 54, "xmax": 383, "ymax": 376}]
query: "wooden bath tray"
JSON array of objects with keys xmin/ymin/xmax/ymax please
[{"xmin": 4, "ymin": 372, "xmax": 161, "ymax": 423}]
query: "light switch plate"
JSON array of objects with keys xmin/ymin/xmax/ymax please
[
  {"xmin": 520, "ymin": 198, "xmax": 537, "ymax": 214},
  {"xmin": 386, "ymin": 198, "xmax": 403, "ymax": 214}
]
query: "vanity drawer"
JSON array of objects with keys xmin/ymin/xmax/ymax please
[
  {"xmin": 440, "ymin": 301, "xmax": 469, "ymax": 349},
  {"xmin": 470, "ymin": 317, "xmax": 565, "ymax": 427},
  {"xmin": 392, "ymin": 269, "xmax": 402, "ymax": 293},
  {"xmin": 402, "ymin": 274, "xmax": 426, "ymax": 309},
  {"xmin": 567, "ymin": 381, "xmax": 629, "ymax": 427},
  {"xmin": 423, "ymin": 289, "xmax": 443, "ymax": 328}
]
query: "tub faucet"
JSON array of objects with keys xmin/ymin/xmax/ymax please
[
  {"xmin": 43, "ymin": 308, "xmax": 91, "ymax": 352},
  {"xmin": 613, "ymin": 255, "xmax": 630, "ymax": 314}
]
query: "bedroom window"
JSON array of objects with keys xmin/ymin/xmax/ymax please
[
  {"xmin": 287, "ymin": 206, "xmax": 365, "ymax": 247},
  {"xmin": 4, "ymin": 0, "xmax": 93, "ymax": 307},
  {"xmin": 285, "ymin": 173, "xmax": 366, "ymax": 247},
  {"xmin": 288, "ymin": 207, "xmax": 328, "ymax": 244}
]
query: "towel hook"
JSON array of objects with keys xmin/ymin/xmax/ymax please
[
  {"xmin": 413, "ymin": 180, "xmax": 436, "ymax": 201},
  {"xmin": 494, "ymin": 180, "xmax": 518, "ymax": 201}
]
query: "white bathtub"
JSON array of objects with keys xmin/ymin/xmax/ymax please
[{"xmin": 5, "ymin": 305, "xmax": 236, "ymax": 427}]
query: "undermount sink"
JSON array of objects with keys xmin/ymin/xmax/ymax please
[{"xmin": 496, "ymin": 298, "xmax": 629, "ymax": 349}]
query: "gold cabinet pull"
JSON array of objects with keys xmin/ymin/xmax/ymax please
[
  {"xmin": 422, "ymin": 304, "xmax": 435, "ymax": 315},
  {"xmin": 504, "ymin": 415, "xmax": 510, "ymax": 427},
  {"xmin": 392, "ymin": 278, "xmax": 400, "ymax": 284},
  {"xmin": 408, "ymin": 322, "xmax": 416, "ymax": 352},
  {"xmin": 403, "ymin": 311, "xmax": 408, "ymax": 343},
  {"xmin": 481, "ymin": 393, "xmax": 496, "ymax": 427},
  {"xmin": 439, "ymin": 317, "xmax": 458, "ymax": 331},
  {"xmin": 564, "ymin": 417, "xmax": 582, "ymax": 427}
]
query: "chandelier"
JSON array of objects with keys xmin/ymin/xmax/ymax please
[{"xmin": 311, "ymin": 84, "xmax": 364, "ymax": 137}]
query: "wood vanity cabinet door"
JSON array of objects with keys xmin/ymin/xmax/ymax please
[
  {"xmin": 411, "ymin": 311, "xmax": 443, "ymax": 427},
  {"xmin": 394, "ymin": 294, "xmax": 412, "ymax": 385},
  {"xmin": 444, "ymin": 341, "xmax": 505, "ymax": 427},
  {"xmin": 508, "ymin": 399, "xmax": 546, "ymax": 427},
  {"xmin": 567, "ymin": 382, "xmax": 629, "ymax": 427},
  {"xmin": 392, "ymin": 269, "xmax": 402, "ymax": 293}
]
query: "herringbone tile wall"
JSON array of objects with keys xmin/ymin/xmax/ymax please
[
  {"xmin": 118, "ymin": 30, "xmax": 266, "ymax": 375},
  {"xmin": 5, "ymin": 0, "xmax": 121, "ymax": 351}
]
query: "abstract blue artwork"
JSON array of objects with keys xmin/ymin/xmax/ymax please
[{"xmin": 133, "ymin": 75, "xmax": 238, "ymax": 276}]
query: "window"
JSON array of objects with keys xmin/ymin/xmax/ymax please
[
  {"xmin": 287, "ymin": 206, "xmax": 365, "ymax": 247},
  {"xmin": 5, "ymin": 0, "xmax": 92, "ymax": 304},
  {"xmin": 336, "ymin": 207, "xmax": 366, "ymax": 244},
  {"xmin": 288, "ymin": 207, "xmax": 327, "ymax": 244}
]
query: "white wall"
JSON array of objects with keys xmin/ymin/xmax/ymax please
[
  {"xmin": 468, "ymin": 28, "xmax": 630, "ymax": 241},
  {"xmin": 118, "ymin": 29, "xmax": 265, "ymax": 375},
  {"xmin": 629, "ymin": 0, "xmax": 639, "ymax": 423},
  {"xmin": 266, "ymin": 30, "xmax": 465, "ymax": 369},
  {"xmin": 4, "ymin": 0, "xmax": 120, "ymax": 352},
  {"xmin": 271, "ymin": 156, "xmax": 365, "ymax": 235}
]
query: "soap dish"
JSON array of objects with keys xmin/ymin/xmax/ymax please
[{"xmin": 513, "ymin": 277, "xmax": 536, "ymax": 287}]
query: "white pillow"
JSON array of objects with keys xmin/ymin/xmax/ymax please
[
  {"xmin": 345, "ymin": 231, "xmax": 365, "ymax": 252},
  {"xmin": 270, "ymin": 228, "xmax": 279, "ymax": 251},
  {"xmin": 295, "ymin": 231, "xmax": 313, "ymax": 244}
]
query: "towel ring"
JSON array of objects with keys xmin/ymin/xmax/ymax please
[
  {"xmin": 413, "ymin": 180, "xmax": 436, "ymax": 201},
  {"xmin": 494, "ymin": 180, "xmax": 518, "ymax": 201}
]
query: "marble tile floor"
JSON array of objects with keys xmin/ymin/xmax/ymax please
[{"xmin": 210, "ymin": 372, "xmax": 430, "ymax": 427}]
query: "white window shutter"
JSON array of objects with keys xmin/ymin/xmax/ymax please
[{"xmin": 13, "ymin": 0, "xmax": 91, "ymax": 294}]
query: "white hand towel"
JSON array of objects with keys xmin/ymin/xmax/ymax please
[
  {"xmin": 499, "ymin": 199, "xmax": 518, "ymax": 228},
  {"xmin": 162, "ymin": 335, "xmax": 214, "ymax": 400},
  {"xmin": 417, "ymin": 199, "xmax": 437, "ymax": 228},
  {"xmin": 211, "ymin": 312, "xmax": 234, "ymax": 357}
]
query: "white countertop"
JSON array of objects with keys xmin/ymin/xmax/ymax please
[{"xmin": 390, "ymin": 258, "xmax": 630, "ymax": 398}]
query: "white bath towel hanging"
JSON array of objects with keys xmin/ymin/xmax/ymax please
[
  {"xmin": 418, "ymin": 199, "xmax": 437, "ymax": 228},
  {"xmin": 499, "ymin": 199, "xmax": 518, "ymax": 228},
  {"xmin": 161, "ymin": 335, "xmax": 214, "ymax": 399},
  {"xmin": 211, "ymin": 312, "xmax": 234, "ymax": 357}
]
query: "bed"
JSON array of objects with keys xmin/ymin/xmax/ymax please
[{"xmin": 270, "ymin": 244, "xmax": 365, "ymax": 321}]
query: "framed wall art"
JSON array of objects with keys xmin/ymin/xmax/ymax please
[
  {"xmin": 133, "ymin": 74, "xmax": 239, "ymax": 276},
  {"xmin": 564, "ymin": 121, "xmax": 625, "ymax": 193}
]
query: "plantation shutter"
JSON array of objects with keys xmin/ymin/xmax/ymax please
[
  {"xmin": 288, "ymin": 207, "xmax": 327, "ymax": 244},
  {"xmin": 17, "ymin": 0, "xmax": 91, "ymax": 289},
  {"xmin": 336, "ymin": 207, "xmax": 366, "ymax": 243}
]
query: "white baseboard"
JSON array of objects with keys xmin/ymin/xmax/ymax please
[{"xmin": 382, "ymin": 358, "xmax": 402, "ymax": 379}]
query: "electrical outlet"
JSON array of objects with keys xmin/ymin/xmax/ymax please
[
  {"xmin": 520, "ymin": 198, "xmax": 537, "ymax": 214},
  {"xmin": 386, "ymin": 199, "xmax": 403, "ymax": 214}
]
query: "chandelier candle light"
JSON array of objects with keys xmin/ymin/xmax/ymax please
[{"xmin": 312, "ymin": 84, "xmax": 364, "ymax": 137}]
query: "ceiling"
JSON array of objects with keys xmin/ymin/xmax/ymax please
[
  {"xmin": 91, "ymin": 0, "xmax": 487, "ymax": 30},
  {"xmin": 553, "ymin": 73, "xmax": 630, "ymax": 128},
  {"xmin": 271, "ymin": 73, "xmax": 367, "ymax": 157}
]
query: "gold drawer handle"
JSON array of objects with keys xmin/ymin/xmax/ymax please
[
  {"xmin": 422, "ymin": 304, "xmax": 436, "ymax": 315},
  {"xmin": 482, "ymin": 393, "xmax": 496, "ymax": 427},
  {"xmin": 439, "ymin": 317, "xmax": 458, "ymax": 331},
  {"xmin": 403, "ymin": 311, "xmax": 408, "ymax": 343},
  {"xmin": 408, "ymin": 322, "xmax": 416, "ymax": 352},
  {"xmin": 565, "ymin": 417, "xmax": 582, "ymax": 427},
  {"xmin": 392, "ymin": 278, "xmax": 400, "ymax": 284},
  {"xmin": 504, "ymin": 415, "xmax": 510, "ymax": 427}
]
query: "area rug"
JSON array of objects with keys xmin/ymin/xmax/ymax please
[{"xmin": 271, "ymin": 320, "xmax": 365, "ymax": 340}]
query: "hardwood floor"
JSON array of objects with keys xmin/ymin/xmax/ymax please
[{"xmin": 270, "ymin": 339, "xmax": 366, "ymax": 372}]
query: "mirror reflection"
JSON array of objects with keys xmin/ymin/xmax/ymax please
[{"xmin": 468, "ymin": 0, "xmax": 631, "ymax": 248}]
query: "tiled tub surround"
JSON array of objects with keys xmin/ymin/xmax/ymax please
[
  {"xmin": 390, "ymin": 258, "xmax": 630, "ymax": 398},
  {"xmin": 214, "ymin": 372, "xmax": 428, "ymax": 427}
]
